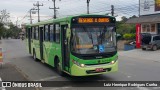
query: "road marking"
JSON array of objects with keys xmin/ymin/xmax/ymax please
[
  {"xmin": 137, "ymin": 87, "xmax": 150, "ymax": 90},
  {"xmin": 41, "ymin": 86, "xmax": 72, "ymax": 90},
  {"xmin": 153, "ymin": 87, "xmax": 160, "ymax": 89},
  {"xmin": 119, "ymin": 71, "xmax": 136, "ymax": 77},
  {"xmin": 36, "ymin": 76, "xmax": 61, "ymax": 81},
  {"xmin": 0, "ymin": 77, "xmax": 6, "ymax": 90}
]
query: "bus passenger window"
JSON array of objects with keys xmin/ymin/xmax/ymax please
[
  {"xmin": 33, "ymin": 27, "xmax": 36, "ymax": 39},
  {"xmin": 31, "ymin": 28, "xmax": 32, "ymax": 39},
  {"xmin": 35, "ymin": 27, "xmax": 39, "ymax": 40},
  {"xmin": 32, "ymin": 27, "xmax": 35, "ymax": 39},
  {"xmin": 55, "ymin": 24, "xmax": 60, "ymax": 43},
  {"xmin": 44, "ymin": 25, "xmax": 49, "ymax": 41},
  {"xmin": 50, "ymin": 24, "xmax": 54, "ymax": 42}
]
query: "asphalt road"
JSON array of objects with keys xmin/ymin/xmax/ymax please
[{"xmin": 1, "ymin": 39, "xmax": 160, "ymax": 90}]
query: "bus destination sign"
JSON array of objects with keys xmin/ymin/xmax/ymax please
[{"xmin": 78, "ymin": 18, "xmax": 110, "ymax": 23}]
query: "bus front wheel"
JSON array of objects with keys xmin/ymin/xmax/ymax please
[
  {"xmin": 55, "ymin": 58, "xmax": 64, "ymax": 76},
  {"xmin": 33, "ymin": 50, "xmax": 38, "ymax": 61}
]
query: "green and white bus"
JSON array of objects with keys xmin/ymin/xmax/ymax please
[{"xmin": 25, "ymin": 14, "xmax": 118, "ymax": 76}]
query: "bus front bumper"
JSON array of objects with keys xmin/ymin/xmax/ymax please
[{"xmin": 70, "ymin": 61, "xmax": 118, "ymax": 76}]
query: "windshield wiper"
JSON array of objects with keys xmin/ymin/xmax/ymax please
[{"xmin": 98, "ymin": 26, "xmax": 106, "ymax": 45}]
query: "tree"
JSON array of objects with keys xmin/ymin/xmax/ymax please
[
  {"xmin": 116, "ymin": 16, "xmax": 136, "ymax": 40},
  {"xmin": 0, "ymin": 22, "xmax": 21, "ymax": 39},
  {"xmin": 0, "ymin": 22, "xmax": 4, "ymax": 40},
  {"xmin": 121, "ymin": 16, "xmax": 128, "ymax": 22},
  {"xmin": 8, "ymin": 23, "xmax": 21, "ymax": 39}
]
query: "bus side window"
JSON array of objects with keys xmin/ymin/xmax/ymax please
[
  {"xmin": 36, "ymin": 26, "xmax": 39, "ymax": 40},
  {"xmin": 30, "ymin": 27, "xmax": 32, "ymax": 39},
  {"xmin": 26, "ymin": 28, "xmax": 28, "ymax": 38},
  {"xmin": 44, "ymin": 25, "xmax": 49, "ymax": 41},
  {"xmin": 50, "ymin": 24, "xmax": 54, "ymax": 42},
  {"xmin": 48, "ymin": 25, "xmax": 50, "ymax": 41},
  {"xmin": 32, "ymin": 27, "xmax": 35, "ymax": 39},
  {"xmin": 55, "ymin": 24, "xmax": 60, "ymax": 43},
  {"xmin": 31, "ymin": 27, "xmax": 34, "ymax": 39},
  {"xmin": 34, "ymin": 27, "xmax": 36, "ymax": 39}
]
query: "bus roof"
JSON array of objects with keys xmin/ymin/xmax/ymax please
[{"xmin": 26, "ymin": 14, "xmax": 115, "ymax": 27}]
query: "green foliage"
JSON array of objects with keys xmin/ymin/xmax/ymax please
[
  {"xmin": 116, "ymin": 15, "xmax": 137, "ymax": 40},
  {"xmin": 8, "ymin": 23, "xmax": 21, "ymax": 39},
  {"xmin": 0, "ymin": 22, "xmax": 21, "ymax": 39},
  {"xmin": 123, "ymin": 33, "xmax": 135, "ymax": 40},
  {"xmin": 0, "ymin": 23, "xmax": 5, "ymax": 40}
]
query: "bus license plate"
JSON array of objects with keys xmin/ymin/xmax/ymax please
[{"xmin": 95, "ymin": 68, "xmax": 104, "ymax": 72}]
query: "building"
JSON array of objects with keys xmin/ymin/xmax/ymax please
[{"xmin": 126, "ymin": 0, "xmax": 160, "ymax": 48}]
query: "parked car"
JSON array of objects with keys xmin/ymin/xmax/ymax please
[{"xmin": 141, "ymin": 33, "xmax": 160, "ymax": 51}]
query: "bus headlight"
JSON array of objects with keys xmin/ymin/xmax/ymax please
[
  {"xmin": 72, "ymin": 60, "xmax": 85, "ymax": 67},
  {"xmin": 80, "ymin": 64, "xmax": 85, "ymax": 67},
  {"xmin": 110, "ymin": 61, "xmax": 115, "ymax": 64},
  {"xmin": 110, "ymin": 56, "xmax": 118, "ymax": 64}
]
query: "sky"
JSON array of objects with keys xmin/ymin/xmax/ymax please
[{"xmin": 0, "ymin": 0, "xmax": 139, "ymax": 25}]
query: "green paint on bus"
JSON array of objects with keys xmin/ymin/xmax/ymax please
[{"xmin": 25, "ymin": 14, "xmax": 118, "ymax": 76}]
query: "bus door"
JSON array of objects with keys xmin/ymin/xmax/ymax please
[
  {"xmin": 39, "ymin": 26, "xmax": 44, "ymax": 60},
  {"xmin": 27, "ymin": 28, "xmax": 31, "ymax": 54},
  {"xmin": 61, "ymin": 24, "xmax": 70, "ymax": 71}
]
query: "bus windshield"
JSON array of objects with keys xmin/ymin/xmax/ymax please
[{"xmin": 71, "ymin": 26, "xmax": 116, "ymax": 55}]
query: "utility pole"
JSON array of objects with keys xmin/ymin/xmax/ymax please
[
  {"xmin": 33, "ymin": 1, "xmax": 43, "ymax": 22},
  {"xmin": 139, "ymin": 0, "xmax": 140, "ymax": 17},
  {"xmin": 49, "ymin": 0, "xmax": 60, "ymax": 19},
  {"xmin": 111, "ymin": 5, "xmax": 114, "ymax": 16},
  {"xmin": 16, "ymin": 17, "xmax": 18, "ymax": 27},
  {"xmin": 87, "ymin": 0, "xmax": 90, "ymax": 14}
]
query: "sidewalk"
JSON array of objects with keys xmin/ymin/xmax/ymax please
[
  {"xmin": 0, "ymin": 40, "xmax": 36, "ymax": 90},
  {"xmin": 118, "ymin": 49, "xmax": 160, "ymax": 62},
  {"xmin": 0, "ymin": 63, "xmax": 36, "ymax": 90}
]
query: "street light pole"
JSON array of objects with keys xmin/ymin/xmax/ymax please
[
  {"xmin": 29, "ymin": 9, "xmax": 33, "ymax": 24},
  {"xmin": 29, "ymin": 8, "xmax": 37, "ymax": 24}
]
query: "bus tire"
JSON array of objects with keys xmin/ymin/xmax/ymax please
[
  {"xmin": 55, "ymin": 57, "xmax": 64, "ymax": 76},
  {"xmin": 33, "ymin": 49, "xmax": 38, "ymax": 61}
]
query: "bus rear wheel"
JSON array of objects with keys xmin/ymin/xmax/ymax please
[{"xmin": 55, "ymin": 58, "xmax": 64, "ymax": 76}]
